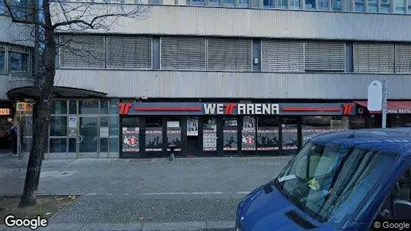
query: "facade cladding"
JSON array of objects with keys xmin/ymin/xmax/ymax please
[{"xmin": 5, "ymin": 0, "xmax": 411, "ymax": 158}]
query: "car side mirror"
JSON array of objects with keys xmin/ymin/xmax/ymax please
[{"xmin": 393, "ymin": 199, "xmax": 411, "ymax": 219}]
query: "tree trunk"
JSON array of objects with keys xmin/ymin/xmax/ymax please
[{"xmin": 19, "ymin": 0, "xmax": 56, "ymax": 206}]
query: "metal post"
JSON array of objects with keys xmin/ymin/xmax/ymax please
[{"xmin": 382, "ymin": 79, "xmax": 387, "ymax": 128}]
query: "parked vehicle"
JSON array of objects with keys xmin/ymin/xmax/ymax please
[{"xmin": 236, "ymin": 128, "xmax": 411, "ymax": 231}]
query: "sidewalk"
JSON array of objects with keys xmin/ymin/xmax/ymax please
[{"xmin": 0, "ymin": 155, "xmax": 292, "ymax": 231}]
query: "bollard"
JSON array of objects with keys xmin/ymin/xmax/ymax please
[{"xmin": 169, "ymin": 144, "xmax": 177, "ymax": 161}]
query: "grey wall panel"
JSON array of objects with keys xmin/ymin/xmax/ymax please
[
  {"xmin": 54, "ymin": 69, "xmax": 411, "ymax": 99},
  {"xmin": 0, "ymin": 74, "xmax": 8, "ymax": 100},
  {"xmin": 52, "ymin": 4, "xmax": 411, "ymax": 42},
  {"xmin": 0, "ymin": 17, "xmax": 34, "ymax": 47}
]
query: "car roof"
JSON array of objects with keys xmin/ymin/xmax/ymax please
[{"xmin": 311, "ymin": 128, "xmax": 411, "ymax": 157}]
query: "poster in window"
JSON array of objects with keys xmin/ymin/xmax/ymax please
[
  {"xmin": 167, "ymin": 127, "xmax": 182, "ymax": 152},
  {"xmin": 122, "ymin": 127, "xmax": 140, "ymax": 152},
  {"xmin": 256, "ymin": 128, "xmax": 279, "ymax": 151},
  {"xmin": 242, "ymin": 128, "xmax": 256, "ymax": 151},
  {"xmin": 282, "ymin": 129, "xmax": 298, "ymax": 150},
  {"xmin": 203, "ymin": 128, "xmax": 217, "ymax": 151},
  {"xmin": 302, "ymin": 128, "xmax": 347, "ymax": 146},
  {"xmin": 187, "ymin": 119, "xmax": 198, "ymax": 136},
  {"xmin": 145, "ymin": 127, "xmax": 163, "ymax": 152},
  {"xmin": 223, "ymin": 127, "xmax": 238, "ymax": 151},
  {"xmin": 243, "ymin": 116, "xmax": 256, "ymax": 129}
]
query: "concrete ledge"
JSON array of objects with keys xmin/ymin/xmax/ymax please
[{"xmin": 142, "ymin": 221, "xmax": 206, "ymax": 230}]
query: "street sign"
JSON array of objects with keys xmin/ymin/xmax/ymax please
[{"xmin": 367, "ymin": 80, "xmax": 383, "ymax": 111}]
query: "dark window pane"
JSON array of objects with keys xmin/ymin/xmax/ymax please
[
  {"xmin": 101, "ymin": 101, "xmax": 109, "ymax": 114},
  {"xmin": 0, "ymin": 51, "xmax": 5, "ymax": 74},
  {"xmin": 263, "ymin": 0, "xmax": 274, "ymax": 7},
  {"xmin": 9, "ymin": 52, "xmax": 28, "ymax": 72},
  {"xmin": 50, "ymin": 138, "xmax": 67, "ymax": 153},
  {"xmin": 68, "ymin": 138, "xmax": 76, "ymax": 152},
  {"xmin": 79, "ymin": 100, "xmax": 99, "ymax": 114},
  {"xmin": 101, "ymin": 138, "xmax": 108, "ymax": 152},
  {"xmin": 110, "ymin": 137, "xmax": 119, "ymax": 152},
  {"xmin": 306, "ymin": 0, "xmax": 316, "ymax": 9},
  {"xmin": 122, "ymin": 117, "xmax": 140, "ymax": 128},
  {"xmin": 69, "ymin": 100, "xmax": 77, "ymax": 114},
  {"xmin": 53, "ymin": 100, "xmax": 67, "ymax": 114},
  {"xmin": 50, "ymin": 116, "xmax": 67, "ymax": 136},
  {"xmin": 110, "ymin": 116, "xmax": 119, "ymax": 136}
]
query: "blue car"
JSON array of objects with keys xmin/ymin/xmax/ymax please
[{"xmin": 236, "ymin": 128, "xmax": 411, "ymax": 231}]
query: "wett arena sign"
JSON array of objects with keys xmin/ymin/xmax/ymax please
[{"xmin": 118, "ymin": 102, "xmax": 356, "ymax": 116}]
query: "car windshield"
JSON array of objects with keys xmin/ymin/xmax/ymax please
[{"xmin": 275, "ymin": 141, "xmax": 398, "ymax": 223}]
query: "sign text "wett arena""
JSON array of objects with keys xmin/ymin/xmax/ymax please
[{"xmin": 203, "ymin": 103, "xmax": 280, "ymax": 115}]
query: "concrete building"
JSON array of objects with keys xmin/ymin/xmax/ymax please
[
  {"xmin": 6, "ymin": 0, "xmax": 411, "ymax": 158},
  {"xmin": 0, "ymin": 2, "xmax": 34, "ymax": 152}
]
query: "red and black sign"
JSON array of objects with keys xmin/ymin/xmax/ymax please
[{"xmin": 118, "ymin": 102, "xmax": 356, "ymax": 116}]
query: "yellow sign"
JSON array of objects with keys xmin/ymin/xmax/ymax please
[
  {"xmin": 0, "ymin": 108, "xmax": 10, "ymax": 115},
  {"xmin": 16, "ymin": 102, "xmax": 33, "ymax": 112}
]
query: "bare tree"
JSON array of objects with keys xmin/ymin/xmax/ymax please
[{"xmin": 2, "ymin": 0, "xmax": 150, "ymax": 207}]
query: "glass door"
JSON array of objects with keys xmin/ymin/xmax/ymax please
[{"xmin": 78, "ymin": 117, "xmax": 98, "ymax": 156}]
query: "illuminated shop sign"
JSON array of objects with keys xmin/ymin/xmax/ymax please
[
  {"xmin": 0, "ymin": 108, "xmax": 10, "ymax": 115},
  {"xmin": 118, "ymin": 102, "xmax": 356, "ymax": 116}
]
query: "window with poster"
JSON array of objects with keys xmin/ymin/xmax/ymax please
[
  {"xmin": 145, "ymin": 117, "xmax": 163, "ymax": 152},
  {"xmin": 121, "ymin": 117, "xmax": 140, "ymax": 153},
  {"xmin": 282, "ymin": 117, "xmax": 299, "ymax": 150},
  {"xmin": 203, "ymin": 117, "xmax": 217, "ymax": 152},
  {"xmin": 166, "ymin": 119, "xmax": 182, "ymax": 152},
  {"xmin": 301, "ymin": 116, "xmax": 349, "ymax": 146},
  {"xmin": 242, "ymin": 116, "xmax": 256, "ymax": 151},
  {"xmin": 256, "ymin": 116, "xmax": 280, "ymax": 151},
  {"xmin": 223, "ymin": 117, "xmax": 238, "ymax": 151}
]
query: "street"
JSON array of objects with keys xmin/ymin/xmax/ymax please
[{"xmin": 0, "ymin": 154, "xmax": 292, "ymax": 230}]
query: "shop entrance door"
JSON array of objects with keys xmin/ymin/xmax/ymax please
[{"xmin": 78, "ymin": 116, "xmax": 99, "ymax": 157}]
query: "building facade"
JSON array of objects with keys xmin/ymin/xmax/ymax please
[
  {"xmin": 7, "ymin": 0, "xmax": 411, "ymax": 158},
  {"xmin": 0, "ymin": 2, "xmax": 34, "ymax": 152}
]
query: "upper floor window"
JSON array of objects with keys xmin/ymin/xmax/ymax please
[
  {"xmin": 238, "ymin": 0, "xmax": 249, "ymax": 7},
  {"xmin": 264, "ymin": 0, "xmax": 275, "ymax": 8},
  {"xmin": 368, "ymin": 0, "xmax": 378, "ymax": 12},
  {"xmin": 381, "ymin": 0, "xmax": 391, "ymax": 12},
  {"xmin": 319, "ymin": 0, "xmax": 329, "ymax": 9},
  {"xmin": 332, "ymin": 0, "xmax": 341, "ymax": 10},
  {"xmin": 190, "ymin": 0, "xmax": 204, "ymax": 5},
  {"xmin": 9, "ymin": 52, "xmax": 28, "ymax": 73},
  {"xmin": 277, "ymin": 0, "xmax": 287, "ymax": 8},
  {"xmin": 290, "ymin": 0, "xmax": 300, "ymax": 9},
  {"xmin": 208, "ymin": 0, "xmax": 220, "ymax": 6},
  {"xmin": 305, "ymin": 0, "xmax": 316, "ymax": 9},
  {"xmin": 394, "ymin": 0, "xmax": 405, "ymax": 13},
  {"xmin": 355, "ymin": 0, "xmax": 365, "ymax": 11},
  {"xmin": 0, "ymin": 47, "xmax": 4, "ymax": 75},
  {"xmin": 408, "ymin": 0, "xmax": 411, "ymax": 13},
  {"xmin": 354, "ymin": 43, "xmax": 394, "ymax": 73}
]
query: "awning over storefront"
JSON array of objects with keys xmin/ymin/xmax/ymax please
[
  {"xmin": 355, "ymin": 101, "xmax": 411, "ymax": 114},
  {"xmin": 7, "ymin": 86, "xmax": 107, "ymax": 99}
]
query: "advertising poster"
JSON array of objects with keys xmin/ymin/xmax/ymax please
[
  {"xmin": 223, "ymin": 128, "xmax": 238, "ymax": 151},
  {"xmin": 256, "ymin": 128, "xmax": 279, "ymax": 151},
  {"xmin": 282, "ymin": 129, "xmax": 298, "ymax": 150},
  {"xmin": 68, "ymin": 116, "xmax": 77, "ymax": 138},
  {"xmin": 167, "ymin": 128, "xmax": 182, "ymax": 152},
  {"xmin": 145, "ymin": 127, "xmax": 163, "ymax": 152},
  {"xmin": 203, "ymin": 128, "xmax": 217, "ymax": 151},
  {"xmin": 243, "ymin": 116, "xmax": 256, "ymax": 129},
  {"xmin": 242, "ymin": 128, "xmax": 256, "ymax": 151},
  {"xmin": 122, "ymin": 127, "xmax": 140, "ymax": 152},
  {"xmin": 187, "ymin": 119, "xmax": 198, "ymax": 136}
]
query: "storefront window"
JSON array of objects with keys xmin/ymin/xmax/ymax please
[
  {"xmin": 53, "ymin": 100, "xmax": 67, "ymax": 114},
  {"xmin": 122, "ymin": 117, "xmax": 139, "ymax": 127},
  {"xmin": 50, "ymin": 138, "xmax": 67, "ymax": 153},
  {"xmin": 301, "ymin": 116, "xmax": 348, "ymax": 146},
  {"xmin": 223, "ymin": 117, "xmax": 238, "ymax": 151},
  {"xmin": 167, "ymin": 118, "xmax": 182, "ymax": 152},
  {"xmin": 282, "ymin": 117, "xmax": 299, "ymax": 150},
  {"xmin": 69, "ymin": 100, "xmax": 77, "ymax": 114},
  {"xmin": 101, "ymin": 101, "xmax": 109, "ymax": 114},
  {"xmin": 203, "ymin": 117, "xmax": 217, "ymax": 152},
  {"xmin": 109, "ymin": 116, "xmax": 119, "ymax": 136},
  {"xmin": 79, "ymin": 100, "xmax": 99, "ymax": 114},
  {"xmin": 50, "ymin": 116, "xmax": 67, "ymax": 136},
  {"xmin": 256, "ymin": 116, "xmax": 279, "ymax": 151},
  {"xmin": 110, "ymin": 99, "xmax": 119, "ymax": 115},
  {"xmin": 242, "ymin": 116, "xmax": 256, "ymax": 151},
  {"xmin": 145, "ymin": 116, "xmax": 163, "ymax": 152},
  {"xmin": 110, "ymin": 137, "xmax": 119, "ymax": 152},
  {"xmin": 390, "ymin": 115, "xmax": 411, "ymax": 127}
]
